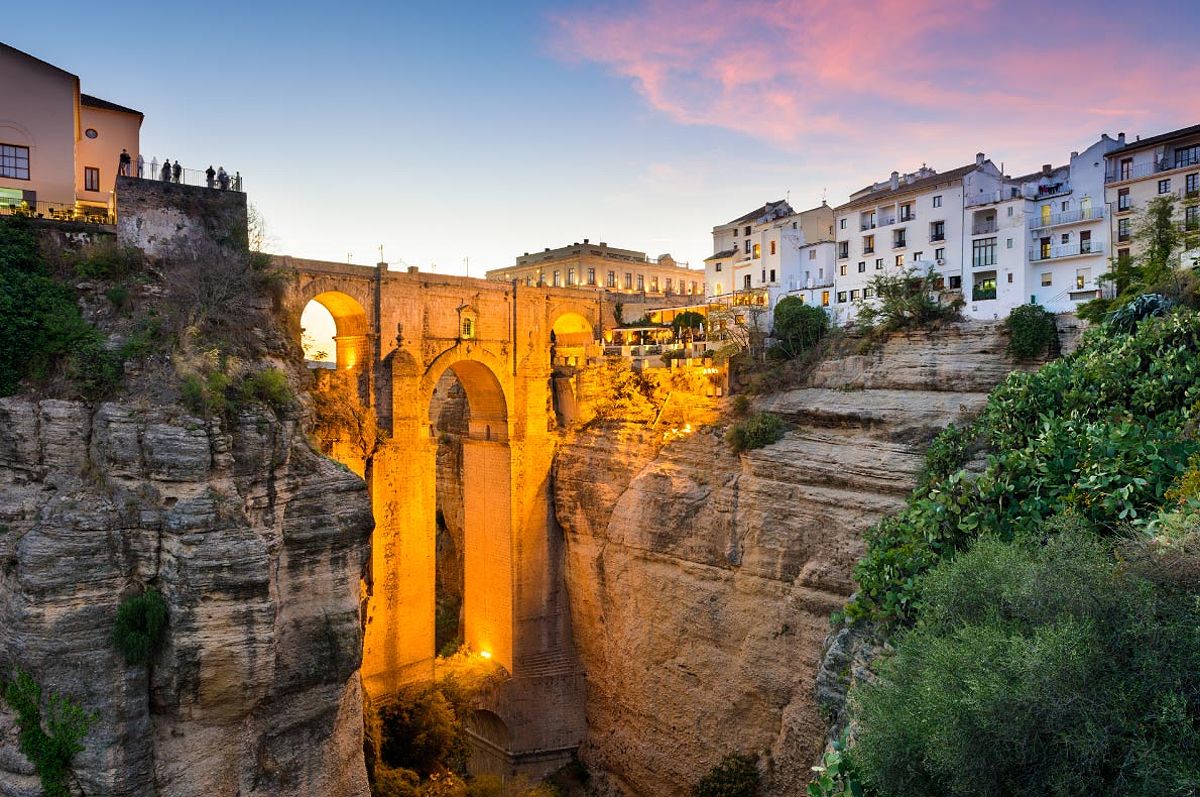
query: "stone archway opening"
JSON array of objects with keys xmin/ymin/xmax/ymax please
[
  {"xmin": 301, "ymin": 290, "xmax": 368, "ymax": 371},
  {"xmin": 426, "ymin": 358, "xmax": 512, "ymax": 671},
  {"xmin": 464, "ymin": 709, "xmax": 512, "ymax": 778}
]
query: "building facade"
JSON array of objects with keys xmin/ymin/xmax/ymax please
[
  {"xmin": 486, "ymin": 239, "xmax": 703, "ymax": 298},
  {"xmin": 0, "ymin": 43, "xmax": 142, "ymax": 215},
  {"xmin": 705, "ymin": 199, "xmax": 836, "ymax": 313},
  {"xmin": 1104, "ymin": 125, "xmax": 1200, "ymax": 269}
]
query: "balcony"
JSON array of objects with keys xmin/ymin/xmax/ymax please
[
  {"xmin": 930, "ymin": 232, "xmax": 945, "ymax": 242},
  {"xmin": 863, "ymin": 246, "xmax": 875, "ymax": 254},
  {"xmin": 1029, "ymin": 242, "xmax": 1106, "ymax": 262},
  {"xmin": 893, "ymin": 238, "xmax": 907, "ymax": 249},
  {"xmin": 1030, "ymin": 206, "xmax": 1106, "ymax": 229},
  {"xmin": 878, "ymin": 215, "xmax": 897, "ymax": 227},
  {"xmin": 860, "ymin": 220, "xmax": 876, "ymax": 231},
  {"xmin": 899, "ymin": 211, "xmax": 916, "ymax": 222},
  {"xmin": 965, "ymin": 190, "xmax": 1006, "ymax": 208},
  {"xmin": 1107, "ymin": 154, "xmax": 1200, "ymax": 184},
  {"xmin": 972, "ymin": 221, "xmax": 998, "ymax": 236}
]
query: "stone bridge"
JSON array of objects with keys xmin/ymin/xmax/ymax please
[{"xmin": 279, "ymin": 257, "xmax": 614, "ymax": 775}]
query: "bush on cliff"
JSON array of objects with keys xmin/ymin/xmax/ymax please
[
  {"xmin": 726, "ymin": 412, "xmax": 786, "ymax": 452},
  {"xmin": 1003, "ymin": 303, "xmax": 1056, "ymax": 359},
  {"xmin": 852, "ymin": 532, "xmax": 1200, "ymax": 797},
  {"xmin": 1, "ymin": 669, "xmax": 97, "ymax": 797},
  {"xmin": 771, "ymin": 298, "xmax": 829, "ymax": 359},
  {"xmin": 111, "ymin": 588, "xmax": 169, "ymax": 665}
]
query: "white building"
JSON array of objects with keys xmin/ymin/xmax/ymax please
[
  {"xmin": 833, "ymin": 155, "xmax": 1004, "ymax": 322},
  {"xmin": 705, "ymin": 199, "xmax": 836, "ymax": 318}
]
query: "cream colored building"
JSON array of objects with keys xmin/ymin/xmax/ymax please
[
  {"xmin": 486, "ymin": 239, "xmax": 703, "ymax": 297},
  {"xmin": 1104, "ymin": 124, "xmax": 1200, "ymax": 266},
  {"xmin": 0, "ymin": 43, "xmax": 142, "ymax": 216}
]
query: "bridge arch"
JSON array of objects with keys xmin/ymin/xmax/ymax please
[{"xmin": 299, "ymin": 289, "xmax": 370, "ymax": 370}]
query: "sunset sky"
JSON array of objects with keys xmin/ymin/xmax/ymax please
[{"xmin": 7, "ymin": 0, "xmax": 1199, "ymax": 275}]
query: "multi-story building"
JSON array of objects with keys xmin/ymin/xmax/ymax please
[
  {"xmin": 0, "ymin": 43, "xmax": 142, "ymax": 216},
  {"xmin": 486, "ymin": 239, "xmax": 703, "ymax": 297},
  {"xmin": 1104, "ymin": 124, "xmax": 1200, "ymax": 269},
  {"xmin": 833, "ymin": 154, "xmax": 1004, "ymax": 321},
  {"xmin": 704, "ymin": 199, "xmax": 836, "ymax": 313}
]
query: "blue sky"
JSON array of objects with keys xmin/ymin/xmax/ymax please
[{"xmin": 7, "ymin": 0, "xmax": 1199, "ymax": 274}]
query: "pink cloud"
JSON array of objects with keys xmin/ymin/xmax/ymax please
[{"xmin": 548, "ymin": 0, "xmax": 1200, "ymax": 176}]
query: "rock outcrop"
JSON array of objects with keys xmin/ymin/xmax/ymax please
[
  {"xmin": 0, "ymin": 396, "xmax": 372, "ymax": 796},
  {"xmin": 554, "ymin": 322, "xmax": 1028, "ymax": 795}
]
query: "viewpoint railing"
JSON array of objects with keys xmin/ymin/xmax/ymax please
[{"xmin": 134, "ymin": 160, "xmax": 245, "ymax": 191}]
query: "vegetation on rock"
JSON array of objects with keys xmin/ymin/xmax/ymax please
[
  {"xmin": 1, "ymin": 669, "xmax": 97, "ymax": 797},
  {"xmin": 111, "ymin": 588, "xmax": 169, "ymax": 665},
  {"xmin": 769, "ymin": 297, "xmax": 829, "ymax": 359},
  {"xmin": 1003, "ymin": 303, "xmax": 1056, "ymax": 359},
  {"xmin": 726, "ymin": 412, "xmax": 786, "ymax": 452},
  {"xmin": 853, "ymin": 266, "xmax": 962, "ymax": 337}
]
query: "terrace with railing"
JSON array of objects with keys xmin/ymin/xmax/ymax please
[
  {"xmin": 0, "ymin": 200, "xmax": 113, "ymax": 225},
  {"xmin": 136, "ymin": 159, "xmax": 245, "ymax": 191},
  {"xmin": 1029, "ymin": 241, "xmax": 1106, "ymax": 262},
  {"xmin": 1030, "ymin": 206, "xmax": 1106, "ymax": 229},
  {"xmin": 1106, "ymin": 152, "xmax": 1200, "ymax": 184}
]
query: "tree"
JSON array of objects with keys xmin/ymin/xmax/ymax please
[
  {"xmin": 855, "ymin": 266, "xmax": 960, "ymax": 333},
  {"xmin": 671, "ymin": 310, "xmax": 706, "ymax": 341},
  {"xmin": 707, "ymin": 303, "xmax": 768, "ymax": 359},
  {"xmin": 612, "ymin": 301, "xmax": 624, "ymax": 326},
  {"xmin": 1135, "ymin": 194, "xmax": 1181, "ymax": 286},
  {"xmin": 771, "ymin": 297, "xmax": 829, "ymax": 358}
]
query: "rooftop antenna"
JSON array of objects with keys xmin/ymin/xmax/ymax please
[
  {"xmin": 464, "ymin": 256, "xmax": 469, "ymax": 276},
  {"xmin": 378, "ymin": 244, "xmax": 384, "ymax": 263},
  {"xmin": 347, "ymin": 252, "xmax": 352, "ymax": 263},
  {"xmin": 821, "ymin": 187, "xmax": 827, "ymax": 203}
]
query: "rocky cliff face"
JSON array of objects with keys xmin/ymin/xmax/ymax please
[
  {"xmin": 554, "ymin": 322, "xmax": 1028, "ymax": 795},
  {"xmin": 0, "ymin": 396, "xmax": 372, "ymax": 797}
]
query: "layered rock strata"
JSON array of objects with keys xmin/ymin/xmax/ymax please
[{"xmin": 554, "ymin": 322, "xmax": 1026, "ymax": 795}]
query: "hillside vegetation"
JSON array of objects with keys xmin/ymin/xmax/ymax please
[{"xmin": 820, "ymin": 303, "xmax": 1200, "ymax": 796}]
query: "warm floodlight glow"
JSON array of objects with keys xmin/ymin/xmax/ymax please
[{"xmin": 479, "ymin": 650, "xmax": 493, "ymax": 660}]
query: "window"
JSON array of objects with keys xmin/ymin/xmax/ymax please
[
  {"xmin": 744, "ymin": 240, "xmax": 752, "ymax": 254},
  {"xmin": 769, "ymin": 269, "xmax": 776, "ymax": 282},
  {"xmin": 553, "ymin": 270, "xmax": 561, "ymax": 287},
  {"xmin": 567, "ymin": 267, "xmax": 576, "ymax": 286},
  {"xmin": 839, "ymin": 263, "xmax": 847, "ymax": 276},
  {"xmin": 1159, "ymin": 179, "xmax": 1172, "ymax": 194},
  {"xmin": 1006, "ymin": 238, "xmax": 1013, "ymax": 249},
  {"xmin": 857, "ymin": 261, "xmax": 866, "ymax": 273},
  {"xmin": 637, "ymin": 274, "xmax": 645, "ymax": 291},
  {"xmin": 624, "ymin": 272, "xmax": 633, "ymax": 289},
  {"xmin": 900, "ymin": 203, "xmax": 913, "ymax": 221},
  {"xmin": 935, "ymin": 247, "xmax": 945, "ymax": 261},
  {"xmin": 649, "ymin": 277, "xmax": 658, "ymax": 292},
  {"xmin": 821, "ymin": 291, "xmax": 830, "ymax": 306},
  {"xmin": 850, "ymin": 289, "xmax": 861, "ymax": 301},
  {"xmin": 743, "ymin": 275, "xmax": 751, "ymax": 290},
  {"xmin": 1061, "ymin": 233, "xmax": 1070, "ymax": 245},
  {"xmin": 1118, "ymin": 248, "xmax": 1130, "ymax": 262},
  {"xmin": 1076, "ymin": 268, "xmax": 1090, "ymax": 289},
  {"xmin": 714, "ymin": 262, "xmax": 723, "ymax": 272},
  {"xmin": 1007, "ymin": 206, "xmax": 1014, "ymax": 217},
  {"xmin": 1006, "ymin": 273, "xmax": 1013, "ymax": 284},
  {"xmin": 691, "ymin": 281, "xmax": 697, "ymax": 294},
  {"xmin": 837, "ymin": 241, "xmax": 849, "ymax": 259},
  {"xmin": 587, "ymin": 267, "xmax": 596, "ymax": 285},
  {"xmin": 863, "ymin": 234, "xmax": 875, "ymax": 254},
  {"xmin": 839, "ymin": 218, "xmax": 847, "ymax": 230},
  {"xmin": 972, "ymin": 237, "xmax": 997, "ymax": 267},
  {"xmin": 1080, "ymin": 231, "xmax": 1092, "ymax": 253},
  {"xmin": 1175, "ymin": 145, "xmax": 1200, "ymax": 169},
  {"xmin": 1119, "ymin": 157, "xmax": 1133, "ymax": 180},
  {"xmin": 665, "ymin": 277, "xmax": 672, "ymax": 293},
  {"xmin": 875, "ymin": 258, "xmax": 884, "ymax": 270},
  {"xmin": 1188, "ymin": 173, "xmax": 1200, "ymax": 196},
  {"xmin": 0, "ymin": 144, "xmax": 30, "ymax": 180},
  {"xmin": 972, "ymin": 275, "xmax": 997, "ymax": 301},
  {"xmin": 1118, "ymin": 218, "xmax": 1131, "ymax": 242},
  {"xmin": 753, "ymin": 243, "xmax": 761, "ymax": 258},
  {"xmin": 84, "ymin": 167, "xmax": 100, "ymax": 192},
  {"xmin": 933, "ymin": 195, "xmax": 943, "ymax": 208},
  {"xmin": 930, "ymin": 220, "xmax": 945, "ymax": 241},
  {"xmin": 864, "ymin": 288, "xmax": 874, "ymax": 298},
  {"xmin": 461, "ymin": 316, "xmax": 475, "ymax": 339},
  {"xmin": 769, "ymin": 241, "xmax": 776, "ymax": 255},
  {"xmin": 949, "ymin": 275, "xmax": 962, "ymax": 289},
  {"xmin": 837, "ymin": 291, "xmax": 848, "ymax": 303},
  {"xmin": 914, "ymin": 251, "xmax": 923, "ymax": 261},
  {"xmin": 1041, "ymin": 272, "xmax": 1052, "ymax": 287},
  {"xmin": 894, "ymin": 229, "xmax": 906, "ymax": 248},
  {"xmin": 895, "ymin": 254, "xmax": 905, "ymax": 267},
  {"xmin": 1061, "ymin": 200, "xmax": 1069, "ymax": 211},
  {"xmin": 1118, "ymin": 188, "xmax": 1131, "ymax": 211},
  {"xmin": 607, "ymin": 271, "xmax": 616, "ymax": 287},
  {"xmin": 733, "ymin": 227, "xmax": 738, "ymax": 236},
  {"xmin": 715, "ymin": 282, "xmax": 723, "ymax": 295},
  {"xmin": 809, "ymin": 249, "xmax": 816, "ymax": 260},
  {"xmin": 1185, "ymin": 205, "xmax": 1200, "ymax": 231}
]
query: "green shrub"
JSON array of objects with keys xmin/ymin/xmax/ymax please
[
  {"xmin": 105, "ymin": 284, "xmax": 130, "ymax": 311},
  {"xmin": 181, "ymin": 370, "xmax": 230, "ymax": 416},
  {"xmin": 693, "ymin": 753, "xmax": 760, "ymax": 797},
  {"xmin": 67, "ymin": 334, "xmax": 125, "ymax": 401},
  {"xmin": 371, "ymin": 765, "xmax": 421, "ymax": 797},
  {"xmin": 1, "ymin": 669, "xmax": 97, "ymax": 797},
  {"xmin": 73, "ymin": 240, "xmax": 143, "ymax": 281},
  {"xmin": 1107, "ymin": 292, "xmax": 1175, "ymax": 335},
  {"xmin": 726, "ymin": 412, "xmax": 786, "ymax": 452},
  {"xmin": 772, "ymin": 297, "xmax": 829, "ymax": 358},
  {"xmin": 111, "ymin": 588, "xmax": 169, "ymax": 665},
  {"xmin": 855, "ymin": 267, "xmax": 961, "ymax": 335},
  {"xmin": 731, "ymin": 395, "xmax": 751, "ymax": 417},
  {"xmin": 1004, "ymin": 303, "xmax": 1056, "ymax": 359},
  {"xmin": 371, "ymin": 685, "xmax": 468, "ymax": 779},
  {"xmin": 915, "ymin": 422, "xmax": 974, "ymax": 492},
  {"xmin": 807, "ymin": 731, "xmax": 864, "ymax": 797},
  {"xmin": 239, "ymin": 368, "xmax": 293, "ymax": 412},
  {"xmin": 852, "ymin": 533, "xmax": 1200, "ymax": 797}
]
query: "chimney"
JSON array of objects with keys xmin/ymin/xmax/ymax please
[
  {"xmin": 1070, "ymin": 151, "xmax": 1079, "ymax": 159},
  {"xmin": 890, "ymin": 171, "xmax": 899, "ymax": 190},
  {"xmin": 976, "ymin": 152, "xmax": 986, "ymax": 166},
  {"xmin": 1118, "ymin": 132, "xmax": 1126, "ymax": 144},
  {"xmin": 544, "ymin": 247, "xmax": 550, "ymax": 252},
  {"xmin": 1042, "ymin": 164, "xmax": 1052, "ymax": 176},
  {"xmin": 407, "ymin": 265, "xmax": 419, "ymax": 275},
  {"xmin": 583, "ymin": 238, "xmax": 589, "ymax": 244}
]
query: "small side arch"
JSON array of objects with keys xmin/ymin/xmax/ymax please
[{"xmin": 421, "ymin": 348, "xmax": 512, "ymax": 442}]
